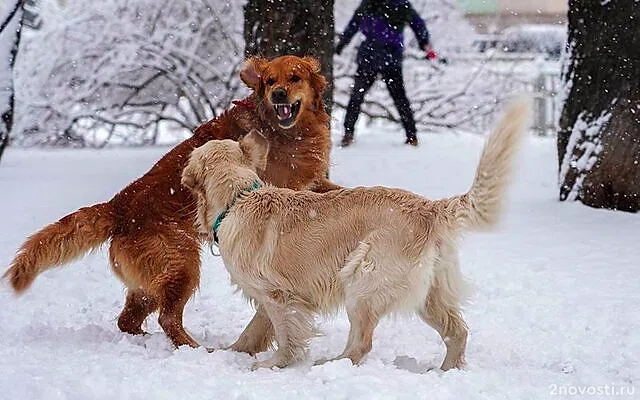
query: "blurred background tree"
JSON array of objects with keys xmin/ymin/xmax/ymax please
[
  {"xmin": 558, "ymin": 0, "xmax": 640, "ymax": 212},
  {"xmin": 0, "ymin": 0, "xmax": 25, "ymax": 163}
]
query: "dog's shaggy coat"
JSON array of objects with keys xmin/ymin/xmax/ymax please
[
  {"xmin": 3, "ymin": 55, "xmax": 339, "ymax": 348},
  {"xmin": 182, "ymin": 98, "xmax": 531, "ymax": 370}
]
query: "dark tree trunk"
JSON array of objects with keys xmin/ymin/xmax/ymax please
[
  {"xmin": 0, "ymin": 0, "xmax": 25, "ymax": 163},
  {"xmin": 243, "ymin": 0, "xmax": 335, "ymax": 115},
  {"xmin": 558, "ymin": 0, "xmax": 640, "ymax": 212}
]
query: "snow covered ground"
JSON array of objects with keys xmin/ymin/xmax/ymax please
[{"xmin": 0, "ymin": 126, "xmax": 638, "ymax": 399}]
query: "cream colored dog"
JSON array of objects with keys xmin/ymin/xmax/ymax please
[{"xmin": 182, "ymin": 98, "xmax": 531, "ymax": 371}]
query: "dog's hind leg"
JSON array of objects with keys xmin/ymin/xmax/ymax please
[
  {"xmin": 417, "ymin": 244, "xmax": 469, "ymax": 371},
  {"xmin": 320, "ymin": 237, "xmax": 401, "ymax": 365},
  {"xmin": 110, "ymin": 239, "xmax": 159, "ymax": 335},
  {"xmin": 228, "ymin": 304, "xmax": 274, "ymax": 355},
  {"xmin": 155, "ymin": 267, "xmax": 200, "ymax": 348},
  {"xmin": 155, "ymin": 279, "xmax": 199, "ymax": 348},
  {"xmin": 329, "ymin": 299, "xmax": 381, "ymax": 365},
  {"xmin": 145, "ymin": 234, "xmax": 201, "ymax": 349},
  {"xmin": 417, "ymin": 289, "xmax": 468, "ymax": 371},
  {"xmin": 117, "ymin": 289, "xmax": 158, "ymax": 335},
  {"xmin": 113, "ymin": 232, "xmax": 201, "ymax": 348}
]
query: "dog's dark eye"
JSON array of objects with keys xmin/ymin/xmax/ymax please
[
  {"xmin": 266, "ymin": 77, "xmax": 276, "ymax": 86},
  {"xmin": 290, "ymin": 75, "xmax": 301, "ymax": 83}
]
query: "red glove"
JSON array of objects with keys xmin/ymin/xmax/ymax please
[{"xmin": 426, "ymin": 49, "xmax": 437, "ymax": 61}]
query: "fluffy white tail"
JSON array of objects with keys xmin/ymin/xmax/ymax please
[{"xmin": 448, "ymin": 97, "xmax": 532, "ymax": 229}]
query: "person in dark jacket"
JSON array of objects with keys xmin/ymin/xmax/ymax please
[{"xmin": 335, "ymin": 0, "xmax": 435, "ymax": 147}]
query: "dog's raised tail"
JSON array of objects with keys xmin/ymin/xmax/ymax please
[
  {"xmin": 446, "ymin": 97, "xmax": 531, "ymax": 230},
  {"xmin": 3, "ymin": 202, "xmax": 114, "ymax": 293}
]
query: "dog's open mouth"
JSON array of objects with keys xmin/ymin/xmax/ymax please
[{"xmin": 273, "ymin": 100, "xmax": 301, "ymax": 128}]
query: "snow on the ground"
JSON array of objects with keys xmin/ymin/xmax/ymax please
[{"xmin": 0, "ymin": 127, "xmax": 638, "ymax": 400}]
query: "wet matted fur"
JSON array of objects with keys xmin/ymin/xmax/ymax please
[
  {"xmin": 2, "ymin": 55, "xmax": 339, "ymax": 349},
  {"xmin": 181, "ymin": 98, "xmax": 532, "ymax": 370}
]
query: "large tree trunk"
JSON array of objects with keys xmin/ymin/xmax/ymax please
[
  {"xmin": 243, "ymin": 0, "xmax": 335, "ymax": 114},
  {"xmin": 0, "ymin": 0, "xmax": 25, "ymax": 163},
  {"xmin": 558, "ymin": 0, "xmax": 640, "ymax": 212}
]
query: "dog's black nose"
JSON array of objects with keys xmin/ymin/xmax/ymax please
[{"xmin": 271, "ymin": 87, "xmax": 288, "ymax": 104}]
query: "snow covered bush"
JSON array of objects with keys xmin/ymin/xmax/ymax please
[{"xmin": 14, "ymin": 0, "xmax": 245, "ymax": 147}]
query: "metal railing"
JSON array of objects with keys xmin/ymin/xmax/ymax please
[
  {"xmin": 532, "ymin": 70, "xmax": 561, "ymax": 136},
  {"xmin": 409, "ymin": 50, "xmax": 563, "ymax": 136}
]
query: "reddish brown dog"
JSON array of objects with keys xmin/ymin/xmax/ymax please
[{"xmin": 3, "ymin": 55, "xmax": 340, "ymax": 348}]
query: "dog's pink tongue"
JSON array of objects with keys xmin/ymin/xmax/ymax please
[{"xmin": 278, "ymin": 105, "xmax": 291, "ymax": 119}]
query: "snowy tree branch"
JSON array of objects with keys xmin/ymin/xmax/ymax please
[{"xmin": 13, "ymin": 0, "xmax": 245, "ymax": 147}]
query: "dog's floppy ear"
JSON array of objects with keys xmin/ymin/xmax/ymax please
[
  {"xmin": 181, "ymin": 170, "xmax": 197, "ymax": 191},
  {"xmin": 181, "ymin": 147, "xmax": 206, "ymax": 191},
  {"xmin": 302, "ymin": 57, "xmax": 327, "ymax": 109},
  {"xmin": 240, "ymin": 129, "xmax": 269, "ymax": 171},
  {"xmin": 310, "ymin": 72, "xmax": 327, "ymax": 96},
  {"xmin": 181, "ymin": 154, "xmax": 199, "ymax": 191},
  {"xmin": 240, "ymin": 57, "xmax": 268, "ymax": 91}
]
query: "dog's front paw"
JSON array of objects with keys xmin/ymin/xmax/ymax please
[
  {"xmin": 250, "ymin": 359, "xmax": 277, "ymax": 371},
  {"xmin": 227, "ymin": 334, "xmax": 274, "ymax": 356},
  {"xmin": 250, "ymin": 356, "xmax": 290, "ymax": 371},
  {"xmin": 226, "ymin": 342, "xmax": 258, "ymax": 356}
]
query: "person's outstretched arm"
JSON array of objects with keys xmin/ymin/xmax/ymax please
[
  {"xmin": 406, "ymin": 1, "xmax": 431, "ymax": 51},
  {"xmin": 335, "ymin": 1, "xmax": 368, "ymax": 54}
]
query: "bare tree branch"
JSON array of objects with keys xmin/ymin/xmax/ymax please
[{"xmin": 13, "ymin": 0, "xmax": 244, "ymax": 147}]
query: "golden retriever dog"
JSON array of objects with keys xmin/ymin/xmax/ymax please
[
  {"xmin": 181, "ymin": 98, "xmax": 531, "ymax": 370},
  {"xmin": 2, "ymin": 55, "xmax": 339, "ymax": 349}
]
